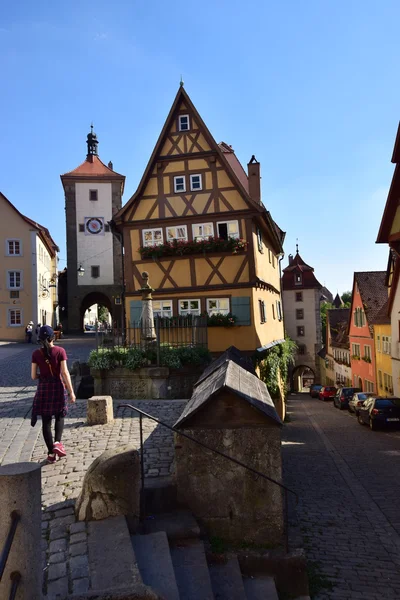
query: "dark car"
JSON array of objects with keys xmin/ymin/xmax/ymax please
[
  {"xmin": 318, "ymin": 386, "xmax": 337, "ymax": 401},
  {"xmin": 333, "ymin": 387, "xmax": 361, "ymax": 410},
  {"xmin": 348, "ymin": 392, "xmax": 374, "ymax": 415},
  {"xmin": 358, "ymin": 397, "xmax": 400, "ymax": 430},
  {"xmin": 310, "ymin": 384, "xmax": 323, "ymax": 398}
]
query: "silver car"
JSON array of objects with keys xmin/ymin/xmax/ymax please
[{"xmin": 348, "ymin": 392, "xmax": 375, "ymax": 415}]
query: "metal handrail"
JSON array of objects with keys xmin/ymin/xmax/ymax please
[
  {"xmin": 0, "ymin": 512, "xmax": 20, "ymax": 581},
  {"xmin": 118, "ymin": 403, "xmax": 298, "ymax": 552},
  {"xmin": 9, "ymin": 572, "xmax": 21, "ymax": 600}
]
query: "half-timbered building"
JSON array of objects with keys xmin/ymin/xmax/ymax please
[{"xmin": 114, "ymin": 85, "xmax": 285, "ymax": 354}]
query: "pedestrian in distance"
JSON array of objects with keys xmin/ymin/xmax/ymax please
[
  {"xmin": 31, "ymin": 325, "xmax": 76, "ymax": 464},
  {"xmin": 25, "ymin": 321, "xmax": 33, "ymax": 343},
  {"xmin": 35, "ymin": 323, "xmax": 41, "ymax": 344}
]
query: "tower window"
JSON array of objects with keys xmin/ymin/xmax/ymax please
[
  {"xmin": 90, "ymin": 190, "xmax": 98, "ymax": 201},
  {"xmin": 174, "ymin": 176, "xmax": 186, "ymax": 193},
  {"xmin": 79, "ymin": 224, "xmax": 85, "ymax": 232},
  {"xmin": 296, "ymin": 309, "xmax": 304, "ymax": 320},
  {"xmin": 297, "ymin": 326, "xmax": 305, "ymax": 337},
  {"xmin": 105, "ymin": 224, "xmax": 110, "ymax": 232},
  {"xmin": 178, "ymin": 114, "xmax": 190, "ymax": 131},
  {"xmin": 91, "ymin": 266, "xmax": 100, "ymax": 278},
  {"xmin": 295, "ymin": 292, "xmax": 303, "ymax": 302},
  {"xmin": 295, "ymin": 273, "xmax": 302, "ymax": 285},
  {"xmin": 190, "ymin": 174, "xmax": 202, "ymax": 191}
]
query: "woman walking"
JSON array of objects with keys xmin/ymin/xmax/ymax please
[{"xmin": 31, "ymin": 325, "xmax": 76, "ymax": 463}]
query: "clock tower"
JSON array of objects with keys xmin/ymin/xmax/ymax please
[{"xmin": 61, "ymin": 127, "xmax": 125, "ymax": 332}]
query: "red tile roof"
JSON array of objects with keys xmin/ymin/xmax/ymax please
[
  {"xmin": 61, "ymin": 156, "xmax": 125, "ymax": 180},
  {"xmin": 354, "ymin": 271, "xmax": 387, "ymax": 333},
  {"xmin": 218, "ymin": 142, "xmax": 249, "ymax": 193}
]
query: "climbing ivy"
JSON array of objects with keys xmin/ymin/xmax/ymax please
[{"xmin": 257, "ymin": 337, "xmax": 297, "ymax": 398}]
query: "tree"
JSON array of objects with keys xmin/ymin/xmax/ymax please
[
  {"xmin": 341, "ymin": 291, "xmax": 352, "ymax": 308},
  {"xmin": 98, "ymin": 305, "xmax": 109, "ymax": 323},
  {"xmin": 320, "ymin": 302, "xmax": 333, "ymax": 344}
]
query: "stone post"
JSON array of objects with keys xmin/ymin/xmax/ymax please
[
  {"xmin": 140, "ymin": 271, "xmax": 157, "ymax": 348},
  {"xmin": 0, "ymin": 462, "xmax": 42, "ymax": 600}
]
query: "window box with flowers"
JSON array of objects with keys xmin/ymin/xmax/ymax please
[
  {"xmin": 139, "ymin": 236, "xmax": 248, "ymax": 259},
  {"xmin": 362, "ymin": 356, "xmax": 372, "ymax": 363},
  {"xmin": 351, "ymin": 354, "xmax": 360, "ymax": 360},
  {"xmin": 205, "ymin": 312, "xmax": 237, "ymax": 327}
]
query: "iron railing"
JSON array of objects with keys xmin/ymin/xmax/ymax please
[
  {"xmin": 118, "ymin": 403, "xmax": 298, "ymax": 553},
  {"xmin": 0, "ymin": 511, "xmax": 21, "ymax": 600},
  {"xmin": 96, "ymin": 316, "xmax": 208, "ymax": 367}
]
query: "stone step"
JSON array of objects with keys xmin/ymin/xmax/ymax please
[
  {"xmin": 144, "ymin": 509, "xmax": 200, "ymax": 540},
  {"xmin": 132, "ymin": 532, "xmax": 180, "ymax": 600},
  {"xmin": 87, "ymin": 516, "xmax": 142, "ymax": 592},
  {"xmin": 208, "ymin": 555, "xmax": 247, "ymax": 600},
  {"xmin": 170, "ymin": 539, "xmax": 214, "ymax": 600},
  {"xmin": 242, "ymin": 576, "xmax": 279, "ymax": 600}
]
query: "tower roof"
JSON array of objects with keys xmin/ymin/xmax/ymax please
[
  {"xmin": 282, "ymin": 251, "xmax": 322, "ymax": 290},
  {"xmin": 333, "ymin": 293, "xmax": 342, "ymax": 308}
]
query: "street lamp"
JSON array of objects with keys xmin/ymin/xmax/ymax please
[{"xmin": 77, "ymin": 265, "xmax": 85, "ymax": 277}]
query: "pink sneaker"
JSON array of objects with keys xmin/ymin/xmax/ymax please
[
  {"xmin": 53, "ymin": 442, "xmax": 67, "ymax": 458},
  {"xmin": 46, "ymin": 454, "xmax": 56, "ymax": 464}
]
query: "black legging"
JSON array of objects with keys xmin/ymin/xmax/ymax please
[{"xmin": 42, "ymin": 414, "xmax": 64, "ymax": 454}]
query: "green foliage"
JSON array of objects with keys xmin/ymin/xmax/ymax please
[
  {"xmin": 88, "ymin": 344, "xmax": 212, "ymax": 371},
  {"xmin": 98, "ymin": 305, "xmax": 109, "ymax": 323},
  {"xmin": 320, "ymin": 302, "xmax": 333, "ymax": 344},
  {"xmin": 341, "ymin": 291, "xmax": 352, "ymax": 305},
  {"xmin": 258, "ymin": 337, "xmax": 297, "ymax": 398},
  {"xmin": 205, "ymin": 312, "xmax": 237, "ymax": 327}
]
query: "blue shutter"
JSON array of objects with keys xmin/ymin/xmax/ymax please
[
  {"xmin": 129, "ymin": 300, "xmax": 142, "ymax": 326},
  {"xmin": 231, "ymin": 296, "xmax": 251, "ymax": 326}
]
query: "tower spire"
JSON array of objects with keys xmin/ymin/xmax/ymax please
[
  {"xmin": 296, "ymin": 238, "xmax": 299, "ymax": 254},
  {"xmin": 86, "ymin": 124, "xmax": 99, "ymax": 161}
]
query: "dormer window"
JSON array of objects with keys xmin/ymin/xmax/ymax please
[
  {"xmin": 174, "ymin": 176, "xmax": 186, "ymax": 193},
  {"xmin": 178, "ymin": 114, "xmax": 190, "ymax": 131},
  {"xmin": 295, "ymin": 273, "xmax": 302, "ymax": 286}
]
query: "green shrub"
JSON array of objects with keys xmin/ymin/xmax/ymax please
[{"xmin": 176, "ymin": 345, "xmax": 212, "ymax": 366}]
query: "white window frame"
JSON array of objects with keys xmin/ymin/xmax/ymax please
[
  {"xmin": 295, "ymin": 273, "xmax": 302, "ymax": 286},
  {"xmin": 142, "ymin": 228, "xmax": 163, "ymax": 247},
  {"xmin": 207, "ymin": 298, "xmax": 230, "ymax": 316},
  {"xmin": 7, "ymin": 270, "xmax": 23, "ymax": 290},
  {"xmin": 377, "ymin": 335, "xmax": 381, "ymax": 352},
  {"xmin": 192, "ymin": 223, "xmax": 214, "ymax": 241},
  {"xmin": 216, "ymin": 220, "xmax": 239, "ymax": 240},
  {"xmin": 166, "ymin": 225, "xmax": 188, "ymax": 242},
  {"xmin": 179, "ymin": 299, "xmax": 201, "ymax": 316},
  {"xmin": 364, "ymin": 345, "xmax": 371, "ymax": 360},
  {"xmin": 8, "ymin": 308, "xmax": 22, "ymax": 327},
  {"xmin": 6, "ymin": 239, "xmax": 22, "ymax": 256},
  {"xmin": 190, "ymin": 174, "xmax": 202, "ymax": 191},
  {"xmin": 153, "ymin": 300, "xmax": 173, "ymax": 318},
  {"xmin": 178, "ymin": 114, "xmax": 190, "ymax": 131},
  {"xmin": 174, "ymin": 176, "xmax": 186, "ymax": 193}
]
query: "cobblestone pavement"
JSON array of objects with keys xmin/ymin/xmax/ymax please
[
  {"xmin": 0, "ymin": 336, "xmax": 186, "ymax": 598},
  {"xmin": 283, "ymin": 393, "xmax": 400, "ymax": 600}
]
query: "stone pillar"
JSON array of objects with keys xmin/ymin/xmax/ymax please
[
  {"xmin": 0, "ymin": 462, "xmax": 42, "ymax": 600},
  {"xmin": 87, "ymin": 395, "xmax": 114, "ymax": 425}
]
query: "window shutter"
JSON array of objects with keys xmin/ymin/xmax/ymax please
[
  {"xmin": 231, "ymin": 296, "xmax": 251, "ymax": 326},
  {"xmin": 129, "ymin": 300, "xmax": 142, "ymax": 326}
]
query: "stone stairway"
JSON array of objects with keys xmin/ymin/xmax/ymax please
[{"xmin": 131, "ymin": 510, "xmax": 279, "ymax": 600}]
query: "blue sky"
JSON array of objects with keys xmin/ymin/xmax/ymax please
[{"xmin": 1, "ymin": 0, "xmax": 398, "ymax": 295}]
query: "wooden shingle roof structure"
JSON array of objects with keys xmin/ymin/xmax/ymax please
[{"xmin": 175, "ymin": 359, "xmax": 282, "ymax": 429}]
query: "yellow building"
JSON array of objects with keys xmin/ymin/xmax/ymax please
[
  {"xmin": 114, "ymin": 86, "xmax": 285, "ymax": 355},
  {"xmin": 373, "ymin": 299, "xmax": 393, "ymax": 396},
  {"xmin": 0, "ymin": 192, "xmax": 59, "ymax": 341}
]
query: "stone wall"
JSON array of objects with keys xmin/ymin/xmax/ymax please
[
  {"xmin": 175, "ymin": 425, "xmax": 284, "ymax": 546},
  {"xmin": 91, "ymin": 366, "xmax": 202, "ymax": 400}
]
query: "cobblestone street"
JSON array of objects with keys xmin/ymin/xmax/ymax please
[
  {"xmin": 283, "ymin": 393, "xmax": 400, "ymax": 600},
  {"xmin": 0, "ymin": 337, "xmax": 186, "ymax": 598}
]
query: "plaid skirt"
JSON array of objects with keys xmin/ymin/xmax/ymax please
[{"xmin": 31, "ymin": 377, "xmax": 68, "ymax": 426}]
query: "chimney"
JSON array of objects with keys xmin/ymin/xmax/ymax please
[
  {"xmin": 288, "ymin": 254, "xmax": 294, "ymax": 265},
  {"xmin": 108, "ymin": 161, "xmax": 113, "ymax": 170},
  {"xmin": 247, "ymin": 155, "xmax": 261, "ymax": 204}
]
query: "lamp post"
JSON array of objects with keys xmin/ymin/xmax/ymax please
[{"xmin": 77, "ymin": 265, "xmax": 85, "ymax": 277}]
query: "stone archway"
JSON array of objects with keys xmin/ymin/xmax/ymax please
[
  {"xmin": 292, "ymin": 365, "xmax": 315, "ymax": 392},
  {"xmin": 80, "ymin": 292, "xmax": 113, "ymax": 332}
]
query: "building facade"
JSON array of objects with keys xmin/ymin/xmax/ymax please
[
  {"xmin": 373, "ymin": 299, "xmax": 393, "ymax": 396},
  {"xmin": 326, "ymin": 308, "xmax": 351, "ymax": 387},
  {"xmin": 113, "ymin": 85, "xmax": 285, "ymax": 354},
  {"xmin": 348, "ymin": 272, "xmax": 386, "ymax": 393},
  {"xmin": 0, "ymin": 192, "xmax": 58, "ymax": 340},
  {"xmin": 282, "ymin": 251, "xmax": 324, "ymax": 390},
  {"xmin": 376, "ymin": 125, "xmax": 400, "ymax": 396},
  {"xmin": 60, "ymin": 128, "xmax": 125, "ymax": 332}
]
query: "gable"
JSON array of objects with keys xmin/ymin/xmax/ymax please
[{"xmin": 115, "ymin": 87, "xmax": 262, "ymax": 224}]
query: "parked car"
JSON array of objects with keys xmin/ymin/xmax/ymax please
[
  {"xmin": 85, "ymin": 324, "xmax": 95, "ymax": 331},
  {"xmin": 333, "ymin": 387, "xmax": 361, "ymax": 410},
  {"xmin": 358, "ymin": 397, "xmax": 400, "ymax": 430},
  {"xmin": 318, "ymin": 386, "xmax": 337, "ymax": 401},
  {"xmin": 310, "ymin": 384, "xmax": 323, "ymax": 398},
  {"xmin": 348, "ymin": 392, "xmax": 374, "ymax": 415}
]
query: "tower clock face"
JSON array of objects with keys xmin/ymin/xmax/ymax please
[{"xmin": 85, "ymin": 217, "xmax": 104, "ymax": 235}]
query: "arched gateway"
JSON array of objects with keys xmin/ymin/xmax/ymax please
[{"xmin": 292, "ymin": 365, "xmax": 315, "ymax": 392}]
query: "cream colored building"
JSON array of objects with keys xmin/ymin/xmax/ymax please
[{"xmin": 0, "ymin": 192, "xmax": 59, "ymax": 341}]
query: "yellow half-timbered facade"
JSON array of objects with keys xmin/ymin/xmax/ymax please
[{"xmin": 114, "ymin": 86, "xmax": 285, "ymax": 354}]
